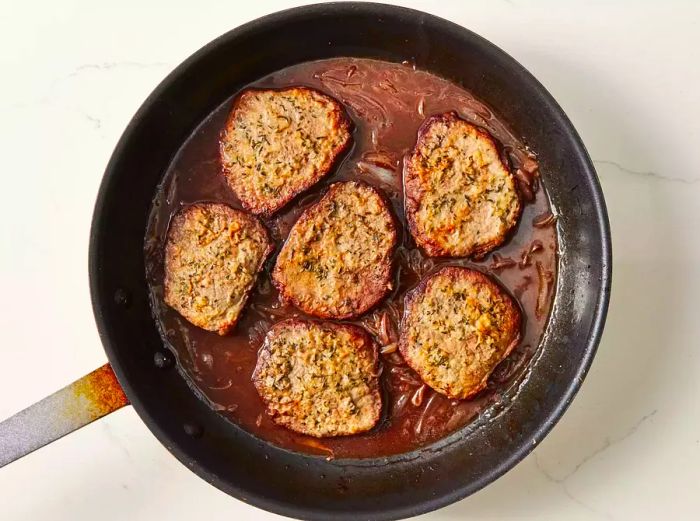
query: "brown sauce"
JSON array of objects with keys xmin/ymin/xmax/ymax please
[{"xmin": 145, "ymin": 58, "xmax": 557, "ymax": 459}]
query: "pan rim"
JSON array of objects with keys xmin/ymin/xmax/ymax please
[{"xmin": 89, "ymin": 3, "xmax": 612, "ymax": 520}]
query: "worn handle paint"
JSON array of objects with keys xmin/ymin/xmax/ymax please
[{"xmin": 0, "ymin": 364, "xmax": 128, "ymax": 467}]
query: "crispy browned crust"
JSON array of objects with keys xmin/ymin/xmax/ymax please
[
  {"xmin": 163, "ymin": 203, "xmax": 273, "ymax": 335},
  {"xmin": 399, "ymin": 266, "xmax": 521, "ymax": 399},
  {"xmin": 272, "ymin": 181, "xmax": 398, "ymax": 319},
  {"xmin": 404, "ymin": 112, "xmax": 522, "ymax": 258},
  {"xmin": 252, "ymin": 319, "xmax": 382, "ymax": 437},
  {"xmin": 219, "ymin": 87, "xmax": 352, "ymax": 216}
]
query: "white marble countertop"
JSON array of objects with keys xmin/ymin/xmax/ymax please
[{"xmin": 1, "ymin": 1, "xmax": 698, "ymax": 519}]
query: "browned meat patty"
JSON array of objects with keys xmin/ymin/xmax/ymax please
[
  {"xmin": 164, "ymin": 203, "xmax": 273, "ymax": 335},
  {"xmin": 399, "ymin": 266, "xmax": 521, "ymax": 399},
  {"xmin": 219, "ymin": 87, "xmax": 352, "ymax": 216},
  {"xmin": 404, "ymin": 112, "xmax": 521, "ymax": 257},
  {"xmin": 252, "ymin": 319, "xmax": 382, "ymax": 437},
  {"xmin": 272, "ymin": 181, "xmax": 397, "ymax": 319}
]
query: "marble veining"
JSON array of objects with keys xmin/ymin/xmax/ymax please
[{"xmin": 594, "ymin": 159, "xmax": 700, "ymax": 185}]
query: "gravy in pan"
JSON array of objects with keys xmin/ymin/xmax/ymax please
[{"xmin": 145, "ymin": 58, "xmax": 557, "ymax": 458}]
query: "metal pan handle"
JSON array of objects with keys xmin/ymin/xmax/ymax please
[{"xmin": 0, "ymin": 364, "xmax": 128, "ymax": 467}]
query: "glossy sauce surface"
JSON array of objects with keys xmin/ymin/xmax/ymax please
[{"xmin": 145, "ymin": 58, "xmax": 557, "ymax": 458}]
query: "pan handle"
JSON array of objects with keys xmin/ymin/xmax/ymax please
[{"xmin": 0, "ymin": 364, "xmax": 128, "ymax": 468}]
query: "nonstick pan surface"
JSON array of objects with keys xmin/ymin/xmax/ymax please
[{"xmin": 88, "ymin": 3, "xmax": 611, "ymax": 519}]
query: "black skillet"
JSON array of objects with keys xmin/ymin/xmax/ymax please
[{"xmin": 0, "ymin": 3, "xmax": 611, "ymax": 519}]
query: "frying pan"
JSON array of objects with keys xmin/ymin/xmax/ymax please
[{"xmin": 0, "ymin": 3, "xmax": 611, "ymax": 519}]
